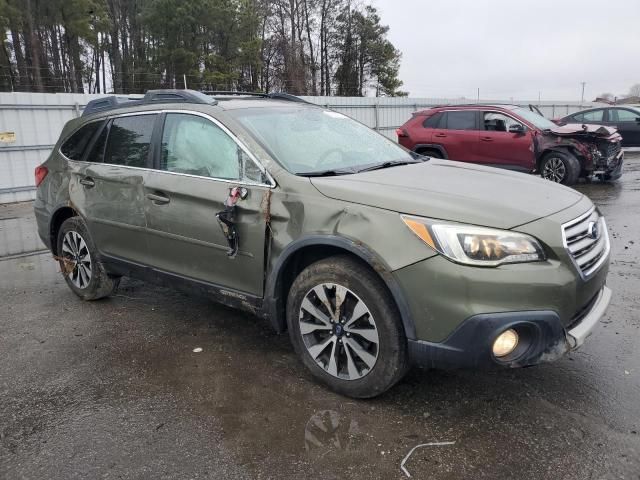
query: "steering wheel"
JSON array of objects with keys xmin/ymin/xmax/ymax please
[{"xmin": 316, "ymin": 148, "xmax": 344, "ymax": 167}]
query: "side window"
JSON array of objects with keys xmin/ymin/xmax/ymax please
[
  {"xmin": 423, "ymin": 113, "xmax": 443, "ymax": 128},
  {"xmin": 445, "ymin": 111, "xmax": 477, "ymax": 130},
  {"xmin": 160, "ymin": 113, "xmax": 264, "ymax": 182},
  {"xmin": 572, "ymin": 112, "xmax": 584, "ymax": 122},
  {"xmin": 483, "ymin": 112, "xmax": 522, "ymax": 132},
  {"xmin": 611, "ymin": 108, "xmax": 638, "ymax": 122},
  {"xmin": 86, "ymin": 122, "xmax": 109, "ymax": 163},
  {"xmin": 582, "ymin": 110, "xmax": 603, "ymax": 122},
  {"xmin": 60, "ymin": 121, "xmax": 103, "ymax": 160},
  {"xmin": 104, "ymin": 114, "xmax": 156, "ymax": 168}
]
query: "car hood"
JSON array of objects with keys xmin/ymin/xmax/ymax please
[
  {"xmin": 549, "ymin": 123, "xmax": 619, "ymax": 139},
  {"xmin": 310, "ymin": 160, "xmax": 584, "ymax": 229}
]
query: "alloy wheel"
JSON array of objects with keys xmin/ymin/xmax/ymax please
[
  {"xmin": 542, "ymin": 157, "xmax": 566, "ymax": 183},
  {"xmin": 61, "ymin": 231, "xmax": 92, "ymax": 289},
  {"xmin": 298, "ymin": 283, "xmax": 379, "ymax": 381}
]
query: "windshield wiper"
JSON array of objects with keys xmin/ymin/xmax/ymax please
[
  {"xmin": 356, "ymin": 159, "xmax": 421, "ymax": 173},
  {"xmin": 296, "ymin": 168, "xmax": 355, "ymax": 177}
]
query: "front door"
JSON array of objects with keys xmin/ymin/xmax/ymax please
[
  {"xmin": 73, "ymin": 113, "xmax": 158, "ymax": 265},
  {"xmin": 142, "ymin": 112, "xmax": 271, "ymax": 296},
  {"xmin": 475, "ymin": 111, "xmax": 535, "ymax": 170},
  {"xmin": 607, "ymin": 108, "xmax": 640, "ymax": 147}
]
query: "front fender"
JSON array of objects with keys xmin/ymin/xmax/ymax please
[{"xmin": 263, "ymin": 234, "xmax": 418, "ymax": 340}]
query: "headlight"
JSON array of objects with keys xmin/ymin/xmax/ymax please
[{"xmin": 401, "ymin": 215, "xmax": 545, "ymax": 266}]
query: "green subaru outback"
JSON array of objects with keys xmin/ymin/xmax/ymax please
[{"xmin": 34, "ymin": 90, "xmax": 611, "ymax": 398}]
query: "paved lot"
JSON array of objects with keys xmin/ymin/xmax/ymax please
[{"xmin": 1, "ymin": 156, "xmax": 639, "ymax": 479}]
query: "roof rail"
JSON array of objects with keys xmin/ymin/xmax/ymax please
[
  {"xmin": 201, "ymin": 90, "xmax": 309, "ymax": 104},
  {"xmin": 82, "ymin": 89, "xmax": 218, "ymax": 117}
]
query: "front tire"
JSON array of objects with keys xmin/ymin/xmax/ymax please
[
  {"xmin": 540, "ymin": 151, "xmax": 580, "ymax": 185},
  {"xmin": 286, "ymin": 255, "xmax": 408, "ymax": 398},
  {"xmin": 56, "ymin": 217, "xmax": 119, "ymax": 300}
]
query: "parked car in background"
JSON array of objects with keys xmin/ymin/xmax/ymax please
[
  {"xmin": 35, "ymin": 90, "xmax": 611, "ymax": 398},
  {"xmin": 397, "ymin": 104, "xmax": 623, "ymax": 185},
  {"xmin": 555, "ymin": 106, "xmax": 640, "ymax": 147}
]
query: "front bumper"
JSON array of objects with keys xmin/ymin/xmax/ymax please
[
  {"xmin": 407, "ymin": 286, "xmax": 611, "ymax": 369},
  {"xmin": 594, "ymin": 150, "xmax": 623, "ymax": 179}
]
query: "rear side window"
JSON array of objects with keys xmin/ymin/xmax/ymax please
[
  {"xmin": 423, "ymin": 113, "xmax": 443, "ymax": 128},
  {"xmin": 445, "ymin": 111, "xmax": 477, "ymax": 130},
  {"xmin": 85, "ymin": 123, "xmax": 109, "ymax": 163},
  {"xmin": 60, "ymin": 121, "xmax": 102, "ymax": 160},
  {"xmin": 104, "ymin": 115, "xmax": 156, "ymax": 168}
]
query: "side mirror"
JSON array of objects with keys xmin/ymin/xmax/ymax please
[{"xmin": 509, "ymin": 124, "xmax": 525, "ymax": 134}]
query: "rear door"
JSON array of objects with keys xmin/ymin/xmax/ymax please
[
  {"xmin": 431, "ymin": 110, "xmax": 481, "ymax": 161},
  {"xmin": 475, "ymin": 111, "xmax": 535, "ymax": 170},
  {"xmin": 142, "ymin": 111, "xmax": 271, "ymax": 296},
  {"xmin": 70, "ymin": 113, "xmax": 157, "ymax": 265},
  {"xmin": 607, "ymin": 108, "xmax": 640, "ymax": 146}
]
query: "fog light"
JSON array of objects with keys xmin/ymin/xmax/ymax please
[{"xmin": 493, "ymin": 329, "xmax": 519, "ymax": 357}]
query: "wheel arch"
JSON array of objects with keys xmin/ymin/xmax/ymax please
[
  {"xmin": 264, "ymin": 235, "xmax": 417, "ymax": 340},
  {"xmin": 537, "ymin": 145, "xmax": 585, "ymax": 171},
  {"xmin": 413, "ymin": 143, "xmax": 448, "ymax": 159},
  {"xmin": 49, "ymin": 205, "xmax": 80, "ymax": 256}
]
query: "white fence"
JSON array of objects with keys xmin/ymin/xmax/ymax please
[{"xmin": 0, "ymin": 92, "xmax": 603, "ymax": 204}]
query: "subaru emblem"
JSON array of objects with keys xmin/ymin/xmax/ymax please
[{"xmin": 587, "ymin": 221, "xmax": 599, "ymax": 239}]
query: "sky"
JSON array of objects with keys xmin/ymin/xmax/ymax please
[{"xmin": 371, "ymin": 0, "xmax": 640, "ymax": 101}]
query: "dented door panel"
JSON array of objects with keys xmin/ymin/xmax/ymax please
[
  {"xmin": 142, "ymin": 170, "xmax": 268, "ymax": 296},
  {"xmin": 71, "ymin": 162, "xmax": 151, "ymax": 264}
]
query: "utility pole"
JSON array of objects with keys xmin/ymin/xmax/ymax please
[
  {"xmin": 477, "ymin": 87, "xmax": 480, "ymax": 103},
  {"xmin": 183, "ymin": 74, "xmax": 188, "ymax": 89},
  {"xmin": 580, "ymin": 82, "xmax": 586, "ymax": 104},
  {"xmin": 538, "ymin": 91, "xmax": 541, "ymax": 104}
]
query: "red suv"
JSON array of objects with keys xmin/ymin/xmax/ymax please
[{"xmin": 397, "ymin": 104, "xmax": 623, "ymax": 186}]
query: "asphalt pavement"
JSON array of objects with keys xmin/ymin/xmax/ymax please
[{"xmin": 1, "ymin": 156, "xmax": 639, "ymax": 479}]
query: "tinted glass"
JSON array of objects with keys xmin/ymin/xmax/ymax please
[
  {"xmin": 161, "ymin": 113, "xmax": 262, "ymax": 182},
  {"xmin": 511, "ymin": 107, "xmax": 556, "ymax": 130},
  {"xmin": 231, "ymin": 107, "xmax": 415, "ymax": 175},
  {"xmin": 86, "ymin": 123, "xmax": 109, "ymax": 163},
  {"xmin": 611, "ymin": 108, "xmax": 639, "ymax": 122},
  {"xmin": 423, "ymin": 113, "xmax": 442, "ymax": 128},
  {"xmin": 582, "ymin": 110, "xmax": 603, "ymax": 122},
  {"xmin": 571, "ymin": 113, "xmax": 584, "ymax": 122},
  {"xmin": 105, "ymin": 115, "xmax": 156, "ymax": 168},
  {"xmin": 60, "ymin": 121, "xmax": 102, "ymax": 160},
  {"xmin": 446, "ymin": 111, "xmax": 476, "ymax": 130}
]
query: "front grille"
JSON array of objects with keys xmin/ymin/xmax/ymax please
[
  {"xmin": 598, "ymin": 140, "xmax": 622, "ymax": 162},
  {"xmin": 561, "ymin": 208, "xmax": 610, "ymax": 278}
]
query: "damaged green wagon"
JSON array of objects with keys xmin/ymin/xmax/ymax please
[{"xmin": 34, "ymin": 90, "xmax": 612, "ymax": 398}]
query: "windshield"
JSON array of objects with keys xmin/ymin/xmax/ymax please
[
  {"xmin": 230, "ymin": 106, "xmax": 415, "ymax": 174},
  {"xmin": 512, "ymin": 107, "xmax": 557, "ymax": 130}
]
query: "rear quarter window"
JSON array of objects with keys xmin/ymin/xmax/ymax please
[{"xmin": 60, "ymin": 121, "xmax": 103, "ymax": 160}]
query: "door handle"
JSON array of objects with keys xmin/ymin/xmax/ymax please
[
  {"xmin": 79, "ymin": 177, "xmax": 95, "ymax": 188},
  {"xmin": 434, "ymin": 133, "xmax": 447, "ymax": 138},
  {"xmin": 480, "ymin": 137, "xmax": 493, "ymax": 142},
  {"xmin": 146, "ymin": 192, "xmax": 170, "ymax": 205}
]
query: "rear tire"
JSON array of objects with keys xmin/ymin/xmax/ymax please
[
  {"xmin": 286, "ymin": 255, "xmax": 409, "ymax": 398},
  {"xmin": 56, "ymin": 217, "xmax": 119, "ymax": 300},
  {"xmin": 540, "ymin": 151, "xmax": 580, "ymax": 185}
]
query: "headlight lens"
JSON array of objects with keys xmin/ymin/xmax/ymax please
[{"xmin": 401, "ymin": 215, "xmax": 545, "ymax": 266}]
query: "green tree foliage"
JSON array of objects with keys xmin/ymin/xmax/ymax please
[{"xmin": 0, "ymin": 0, "xmax": 406, "ymax": 96}]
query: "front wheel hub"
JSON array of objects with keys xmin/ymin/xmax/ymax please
[{"xmin": 298, "ymin": 283, "xmax": 379, "ymax": 381}]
